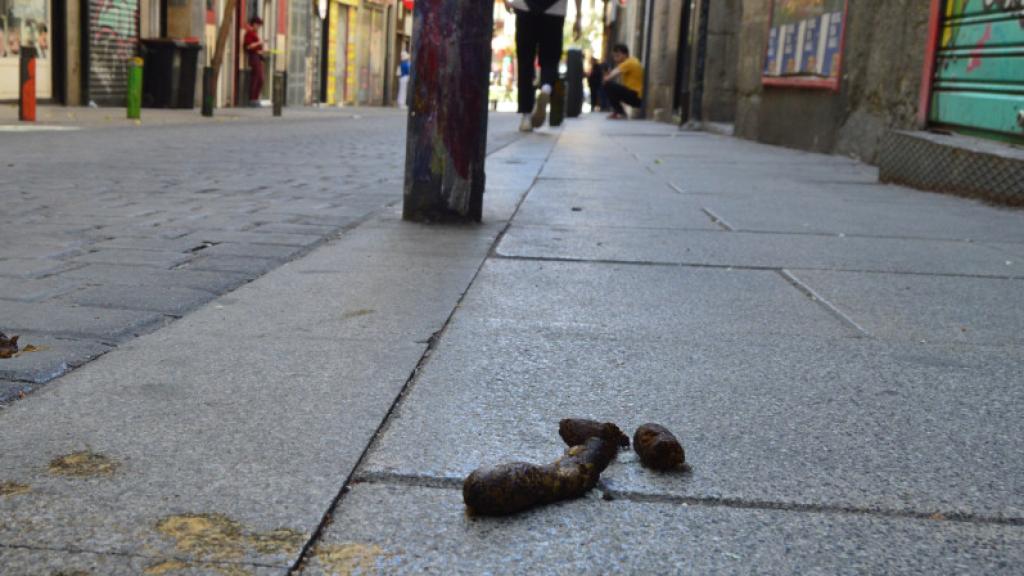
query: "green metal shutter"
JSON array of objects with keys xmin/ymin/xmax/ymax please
[{"xmin": 931, "ymin": 0, "xmax": 1024, "ymax": 142}]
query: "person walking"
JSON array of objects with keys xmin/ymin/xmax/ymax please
[
  {"xmin": 506, "ymin": 0, "xmax": 583, "ymax": 132},
  {"xmin": 244, "ymin": 17, "xmax": 266, "ymax": 107},
  {"xmin": 396, "ymin": 50, "xmax": 411, "ymax": 109},
  {"xmin": 603, "ymin": 44, "xmax": 643, "ymax": 120}
]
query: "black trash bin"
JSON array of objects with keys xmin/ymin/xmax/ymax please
[{"xmin": 140, "ymin": 39, "xmax": 201, "ymax": 108}]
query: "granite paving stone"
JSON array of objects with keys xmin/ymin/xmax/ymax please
[
  {"xmin": 789, "ymin": 270, "xmax": 1024, "ymax": 345},
  {"xmin": 701, "ymin": 195, "xmax": 1024, "ymax": 242},
  {"xmin": 69, "ymin": 248, "xmax": 194, "ymax": 269},
  {"xmin": 452, "ymin": 258, "xmax": 854, "ymax": 339},
  {"xmin": 0, "ymin": 380, "xmax": 34, "ymax": 404},
  {"xmin": 497, "ymin": 225, "xmax": 1024, "ymax": 278},
  {"xmin": 0, "ymin": 548, "xmax": 147, "ymax": 576},
  {"xmin": 0, "ymin": 276, "xmax": 82, "ymax": 302},
  {"xmin": 200, "ymin": 242, "xmax": 309, "ymax": 261},
  {"xmin": 0, "ymin": 333, "xmax": 111, "ymax": 384},
  {"xmin": 514, "ymin": 182, "xmax": 717, "ymax": 230},
  {"xmin": 59, "ymin": 263, "xmax": 253, "ymax": 293},
  {"xmin": 182, "ymin": 254, "xmax": 285, "ymax": 276},
  {"xmin": 362, "ymin": 323, "xmax": 1024, "ymax": 520},
  {"xmin": 304, "ymin": 484, "xmax": 1024, "ymax": 575},
  {"xmin": 61, "ymin": 285, "xmax": 218, "ymax": 316},
  {"xmin": 0, "ymin": 258, "xmax": 80, "ymax": 279},
  {"xmin": 0, "ymin": 301, "xmax": 165, "ymax": 342}
]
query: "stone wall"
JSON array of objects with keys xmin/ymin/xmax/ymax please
[
  {"xmin": 735, "ymin": 0, "xmax": 931, "ymax": 163},
  {"xmin": 702, "ymin": 0, "xmax": 741, "ymax": 123}
]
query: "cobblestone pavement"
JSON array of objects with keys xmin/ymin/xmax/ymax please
[{"xmin": 0, "ymin": 109, "xmax": 521, "ymax": 402}]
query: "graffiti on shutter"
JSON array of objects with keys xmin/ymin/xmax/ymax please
[
  {"xmin": 89, "ymin": 0, "xmax": 139, "ymax": 105},
  {"xmin": 931, "ymin": 0, "xmax": 1024, "ymax": 141}
]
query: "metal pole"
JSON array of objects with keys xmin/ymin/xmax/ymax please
[
  {"xmin": 402, "ymin": 0, "xmax": 493, "ymax": 223},
  {"xmin": 127, "ymin": 57, "xmax": 143, "ymax": 119},
  {"xmin": 202, "ymin": 66, "xmax": 215, "ymax": 116},
  {"xmin": 641, "ymin": 0, "xmax": 655, "ymax": 119},
  {"xmin": 674, "ymin": 0, "xmax": 693, "ymax": 124},
  {"xmin": 19, "ymin": 48, "xmax": 37, "ymax": 122},
  {"xmin": 691, "ymin": 0, "xmax": 710, "ymax": 122},
  {"xmin": 273, "ymin": 71, "xmax": 284, "ymax": 116}
]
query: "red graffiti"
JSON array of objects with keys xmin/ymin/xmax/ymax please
[{"xmin": 967, "ymin": 23, "xmax": 992, "ymax": 72}]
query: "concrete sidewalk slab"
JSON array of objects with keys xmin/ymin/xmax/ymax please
[
  {"xmin": 701, "ymin": 195, "xmax": 1024, "ymax": 243},
  {"xmin": 451, "ymin": 259, "xmax": 856, "ymax": 339},
  {"xmin": 498, "ymin": 225, "xmax": 1024, "ymax": 278},
  {"xmin": 789, "ymin": 270, "xmax": 1024, "ymax": 345},
  {"xmin": 307, "ymin": 483, "xmax": 1024, "ymax": 575},
  {"xmin": 361, "ymin": 323, "xmax": 1024, "ymax": 521},
  {"xmin": 514, "ymin": 180, "xmax": 717, "ymax": 231}
]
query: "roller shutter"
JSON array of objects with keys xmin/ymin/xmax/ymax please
[
  {"xmin": 88, "ymin": 0, "xmax": 139, "ymax": 106},
  {"xmin": 930, "ymin": 0, "xmax": 1024, "ymax": 142}
]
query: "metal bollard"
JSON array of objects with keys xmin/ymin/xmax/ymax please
[
  {"xmin": 19, "ymin": 48, "xmax": 37, "ymax": 122},
  {"xmin": 126, "ymin": 57, "xmax": 143, "ymax": 120},
  {"xmin": 273, "ymin": 72, "xmax": 283, "ymax": 117},
  {"xmin": 201, "ymin": 66, "xmax": 215, "ymax": 117}
]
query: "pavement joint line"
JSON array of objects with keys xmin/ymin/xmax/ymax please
[
  {"xmin": 778, "ymin": 269, "xmax": 871, "ymax": 337},
  {"xmin": 599, "ymin": 489, "xmax": 1024, "ymax": 528},
  {"xmin": 701, "ymin": 207, "xmax": 734, "ymax": 231},
  {"xmin": 493, "ymin": 252, "xmax": 1024, "ymax": 281},
  {"xmin": 344, "ymin": 473, "xmax": 1024, "ymax": 528},
  {"xmin": 352, "ymin": 471, "xmax": 463, "ymax": 490},
  {"xmin": 286, "ymin": 132, "xmax": 560, "ymax": 576},
  {"xmin": 512, "ymin": 218, "xmax": 1024, "ymax": 247},
  {"xmin": 0, "ymin": 542, "xmax": 285, "ymax": 569}
]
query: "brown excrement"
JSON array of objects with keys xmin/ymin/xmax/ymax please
[
  {"xmin": 0, "ymin": 332, "xmax": 19, "ymax": 358},
  {"xmin": 48, "ymin": 451, "xmax": 120, "ymax": 478},
  {"xmin": 313, "ymin": 542, "xmax": 385, "ymax": 576},
  {"xmin": 340, "ymin": 309, "xmax": 375, "ymax": 321},
  {"xmin": 155, "ymin": 512, "xmax": 308, "ymax": 563},
  {"xmin": 0, "ymin": 480, "xmax": 31, "ymax": 497}
]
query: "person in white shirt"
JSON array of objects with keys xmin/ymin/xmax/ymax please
[{"xmin": 505, "ymin": 0, "xmax": 582, "ymax": 132}]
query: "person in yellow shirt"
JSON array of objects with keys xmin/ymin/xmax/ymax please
[{"xmin": 603, "ymin": 44, "xmax": 643, "ymax": 120}]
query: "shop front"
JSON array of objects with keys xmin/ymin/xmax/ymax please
[
  {"xmin": 326, "ymin": 0, "xmax": 357, "ymax": 105},
  {"xmin": 1, "ymin": 0, "xmax": 52, "ymax": 101}
]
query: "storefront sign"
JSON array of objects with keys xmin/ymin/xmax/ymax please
[{"xmin": 762, "ymin": 0, "xmax": 847, "ymax": 91}]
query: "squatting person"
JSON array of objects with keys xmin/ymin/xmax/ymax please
[{"xmin": 603, "ymin": 44, "xmax": 644, "ymax": 120}]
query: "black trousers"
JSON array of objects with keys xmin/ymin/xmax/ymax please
[
  {"xmin": 605, "ymin": 82, "xmax": 642, "ymax": 115},
  {"xmin": 515, "ymin": 10, "xmax": 564, "ymax": 114}
]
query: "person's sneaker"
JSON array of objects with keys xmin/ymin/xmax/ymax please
[
  {"xmin": 519, "ymin": 114, "xmax": 534, "ymax": 132},
  {"xmin": 531, "ymin": 91, "xmax": 550, "ymax": 128}
]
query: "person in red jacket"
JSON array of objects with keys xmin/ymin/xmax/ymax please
[{"xmin": 244, "ymin": 17, "xmax": 265, "ymax": 106}]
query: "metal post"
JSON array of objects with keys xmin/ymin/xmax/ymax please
[
  {"xmin": 19, "ymin": 48, "xmax": 37, "ymax": 122},
  {"xmin": 691, "ymin": 0, "xmax": 710, "ymax": 123},
  {"xmin": 402, "ymin": 0, "xmax": 494, "ymax": 223},
  {"xmin": 641, "ymin": 0, "xmax": 655, "ymax": 119},
  {"xmin": 675, "ymin": 0, "xmax": 694, "ymax": 124},
  {"xmin": 202, "ymin": 66, "xmax": 215, "ymax": 116},
  {"xmin": 273, "ymin": 72, "xmax": 284, "ymax": 116},
  {"xmin": 127, "ymin": 57, "xmax": 143, "ymax": 119}
]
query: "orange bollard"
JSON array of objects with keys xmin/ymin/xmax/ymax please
[{"xmin": 19, "ymin": 49, "xmax": 37, "ymax": 122}]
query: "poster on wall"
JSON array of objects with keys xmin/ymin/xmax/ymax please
[
  {"xmin": 1, "ymin": 0, "xmax": 48, "ymax": 59},
  {"xmin": 762, "ymin": 0, "xmax": 847, "ymax": 90},
  {"xmin": 1, "ymin": 0, "xmax": 51, "ymax": 100}
]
